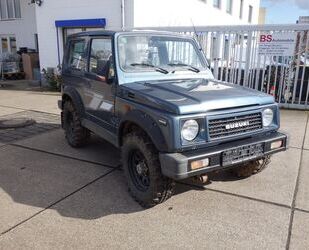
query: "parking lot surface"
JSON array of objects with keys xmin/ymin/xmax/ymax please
[{"xmin": 0, "ymin": 87, "xmax": 308, "ymax": 249}]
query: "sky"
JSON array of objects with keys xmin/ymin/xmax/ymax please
[{"xmin": 261, "ymin": 0, "xmax": 309, "ymax": 24}]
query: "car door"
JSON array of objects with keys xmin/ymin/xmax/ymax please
[
  {"xmin": 62, "ymin": 37, "xmax": 90, "ymax": 108},
  {"xmin": 84, "ymin": 36, "xmax": 116, "ymax": 133}
]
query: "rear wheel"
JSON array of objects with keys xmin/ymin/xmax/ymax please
[
  {"xmin": 122, "ymin": 132, "xmax": 174, "ymax": 208},
  {"xmin": 231, "ymin": 156, "xmax": 271, "ymax": 178},
  {"xmin": 63, "ymin": 101, "xmax": 90, "ymax": 147}
]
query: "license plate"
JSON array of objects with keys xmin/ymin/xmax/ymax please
[{"xmin": 222, "ymin": 143, "xmax": 264, "ymax": 166}]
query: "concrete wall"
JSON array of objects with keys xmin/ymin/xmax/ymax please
[
  {"xmin": 133, "ymin": 0, "xmax": 260, "ymax": 27},
  {"xmin": 0, "ymin": 0, "xmax": 37, "ymax": 51}
]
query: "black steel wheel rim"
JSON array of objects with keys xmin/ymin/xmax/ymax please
[{"xmin": 128, "ymin": 149, "xmax": 150, "ymax": 192}]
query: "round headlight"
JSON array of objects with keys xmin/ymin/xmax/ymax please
[
  {"xmin": 181, "ymin": 120, "xmax": 199, "ymax": 141},
  {"xmin": 262, "ymin": 108, "xmax": 274, "ymax": 127}
]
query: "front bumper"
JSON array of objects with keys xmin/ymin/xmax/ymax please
[{"xmin": 159, "ymin": 132, "xmax": 287, "ymax": 180}]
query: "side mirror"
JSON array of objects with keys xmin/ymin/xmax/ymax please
[
  {"xmin": 92, "ymin": 67, "xmax": 114, "ymax": 84},
  {"xmin": 95, "ymin": 75, "xmax": 106, "ymax": 82},
  {"xmin": 92, "ymin": 56, "xmax": 115, "ymax": 84}
]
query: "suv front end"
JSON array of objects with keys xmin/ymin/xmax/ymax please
[
  {"xmin": 113, "ymin": 31, "xmax": 288, "ymax": 206},
  {"xmin": 160, "ymin": 105, "xmax": 287, "ymax": 180}
]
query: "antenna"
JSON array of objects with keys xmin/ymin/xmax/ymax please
[
  {"xmin": 190, "ymin": 19, "xmax": 210, "ymax": 68},
  {"xmin": 191, "ymin": 19, "xmax": 202, "ymax": 51}
]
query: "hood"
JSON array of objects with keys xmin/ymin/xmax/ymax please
[{"xmin": 120, "ymin": 78, "xmax": 274, "ymax": 115}]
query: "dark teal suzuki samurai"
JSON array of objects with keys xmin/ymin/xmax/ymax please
[{"xmin": 58, "ymin": 30, "xmax": 287, "ymax": 207}]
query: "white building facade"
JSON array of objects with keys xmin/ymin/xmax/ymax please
[
  {"xmin": 0, "ymin": 0, "xmax": 37, "ymax": 54},
  {"xmin": 34, "ymin": 0, "xmax": 260, "ymax": 70},
  {"xmin": 133, "ymin": 0, "xmax": 260, "ymax": 27}
]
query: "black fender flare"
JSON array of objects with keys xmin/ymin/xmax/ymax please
[
  {"xmin": 61, "ymin": 86, "xmax": 85, "ymax": 117},
  {"xmin": 118, "ymin": 109, "xmax": 168, "ymax": 152}
]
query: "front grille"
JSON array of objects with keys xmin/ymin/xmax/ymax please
[{"xmin": 208, "ymin": 112, "xmax": 263, "ymax": 140}]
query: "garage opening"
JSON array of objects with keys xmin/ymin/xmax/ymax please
[{"xmin": 55, "ymin": 18, "xmax": 106, "ymax": 66}]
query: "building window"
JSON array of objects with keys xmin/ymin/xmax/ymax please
[
  {"xmin": 9, "ymin": 36, "xmax": 16, "ymax": 53},
  {"xmin": 0, "ymin": 0, "xmax": 21, "ymax": 20},
  {"xmin": 213, "ymin": 0, "xmax": 221, "ymax": 9},
  {"xmin": 248, "ymin": 5, "xmax": 253, "ymax": 23},
  {"xmin": 1, "ymin": 37, "xmax": 8, "ymax": 53},
  {"xmin": 226, "ymin": 0, "xmax": 233, "ymax": 14},
  {"xmin": 14, "ymin": 0, "xmax": 21, "ymax": 18},
  {"xmin": 0, "ymin": 35, "xmax": 16, "ymax": 53},
  {"xmin": 239, "ymin": 0, "xmax": 244, "ymax": 19},
  {"xmin": 0, "ymin": 0, "xmax": 7, "ymax": 19}
]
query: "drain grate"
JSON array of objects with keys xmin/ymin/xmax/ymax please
[
  {"xmin": 0, "ymin": 118, "xmax": 36, "ymax": 129},
  {"xmin": 0, "ymin": 111, "xmax": 60, "ymax": 143}
]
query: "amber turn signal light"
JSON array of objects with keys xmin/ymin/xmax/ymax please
[
  {"xmin": 271, "ymin": 140, "xmax": 283, "ymax": 150},
  {"xmin": 191, "ymin": 158, "xmax": 210, "ymax": 170}
]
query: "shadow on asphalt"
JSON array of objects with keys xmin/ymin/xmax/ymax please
[
  {"xmin": 0, "ymin": 149, "xmax": 205, "ymax": 220},
  {"xmin": 0, "ymin": 127, "xmax": 243, "ymax": 220},
  {"xmin": 45, "ymin": 173, "xmax": 208, "ymax": 219},
  {"xmin": 208, "ymin": 171, "xmax": 243, "ymax": 182}
]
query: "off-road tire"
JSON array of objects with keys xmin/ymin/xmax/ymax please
[
  {"xmin": 63, "ymin": 101, "xmax": 90, "ymax": 148},
  {"xmin": 231, "ymin": 156, "xmax": 271, "ymax": 178},
  {"xmin": 122, "ymin": 132, "xmax": 174, "ymax": 208}
]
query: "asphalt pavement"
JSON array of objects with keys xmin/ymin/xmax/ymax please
[{"xmin": 0, "ymin": 87, "xmax": 308, "ymax": 249}]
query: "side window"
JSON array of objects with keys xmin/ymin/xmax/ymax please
[
  {"xmin": 89, "ymin": 38, "xmax": 112, "ymax": 76},
  {"xmin": 68, "ymin": 39, "xmax": 87, "ymax": 71}
]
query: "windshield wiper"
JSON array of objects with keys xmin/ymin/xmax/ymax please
[
  {"xmin": 130, "ymin": 63, "xmax": 169, "ymax": 74},
  {"xmin": 168, "ymin": 63, "xmax": 200, "ymax": 73}
]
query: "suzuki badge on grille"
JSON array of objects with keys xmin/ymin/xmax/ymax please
[{"xmin": 225, "ymin": 121, "xmax": 250, "ymax": 130}]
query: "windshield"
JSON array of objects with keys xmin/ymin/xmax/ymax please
[{"xmin": 117, "ymin": 34, "xmax": 207, "ymax": 73}]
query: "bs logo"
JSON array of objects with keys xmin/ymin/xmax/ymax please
[{"xmin": 260, "ymin": 34, "xmax": 273, "ymax": 42}]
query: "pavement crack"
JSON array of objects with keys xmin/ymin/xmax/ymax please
[
  {"xmin": 177, "ymin": 181, "xmax": 292, "ymax": 210},
  {"xmin": 0, "ymin": 105, "xmax": 31, "ymax": 112},
  {"xmin": 288, "ymin": 146, "xmax": 303, "ymax": 150},
  {"xmin": 285, "ymin": 112, "xmax": 309, "ymax": 250},
  {"xmin": 294, "ymin": 207, "xmax": 309, "ymax": 214},
  {"xmin": 10, "ymin": 143, "xmax": 119, "ymax": 170},
  {"xmin": 0, "ymin": 105, "xmax": 60, "ymax": 116},
  {"xmin": 0, "ymin": 167, "xmax": 119, "ymax": 237}
]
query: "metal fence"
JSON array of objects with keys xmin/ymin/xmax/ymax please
[{"xmin": 139, "ymin": 24, "xmax": 309, "ymax": 110}]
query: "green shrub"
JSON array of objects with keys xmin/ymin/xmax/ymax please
[{"xmin": 42, "ymin": 68, "xmax": 62, "ymax": 91}]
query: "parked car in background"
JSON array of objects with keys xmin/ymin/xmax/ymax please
[{"xmin": 263, "ymin": 54, "xmax": 309, "ymax": 103}]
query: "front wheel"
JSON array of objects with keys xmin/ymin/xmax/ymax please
[
  {"xmin": 231, "ymin": 156, "xmax": 271, "ymax": 178},
  {"xmin": 122, "ymin": 132, "xmax": 174, "ymax": 208}
]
